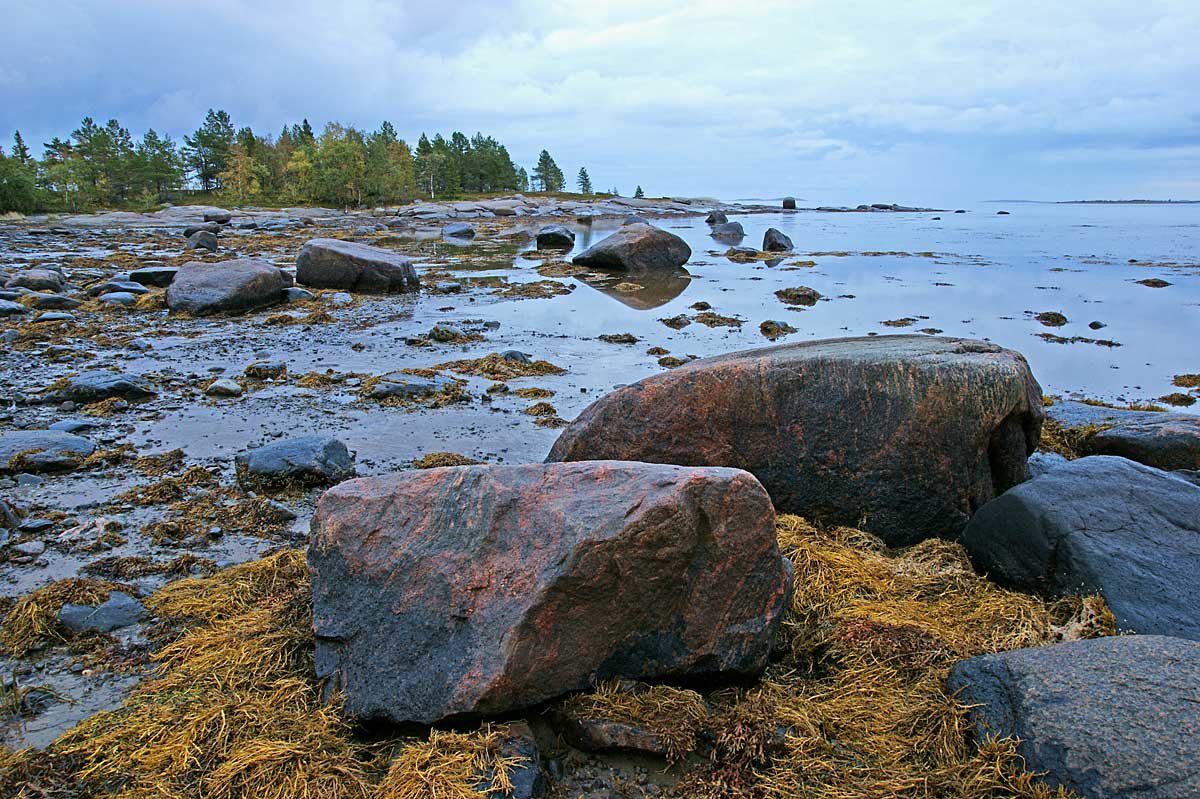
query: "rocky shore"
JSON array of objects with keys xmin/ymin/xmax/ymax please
[{"xmin": 1, "ymin": 197, "xmax": 1198, "ymax": 798}]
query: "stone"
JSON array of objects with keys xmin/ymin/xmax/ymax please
[
  {"xmin": 244, "ymin": 361, "xmax": 287, "ymax": 380},
  {"xmin": 330, "ymin": 292, "xmax": 353, "ymax": 306},
  {"xmin": 0, "ymin": 299, "xmax": 29, "ymax": 316},
  {"xmin": 295, "ymin": 238, "xmax": 419, "ymax": 293},
  {"xmin": 98, "ymin": 291, "xmax": 137, "ymax": 306},
  {"xmin": 5, "ymin": 268, "xmax": 63, "ymax": 292},
  {"xmin": 1046, "ymin": 400, "xmax": 1200, "ymax": 471},
  {"xmin": 0, "ymin": 430, "xmax": 96, "ymax": 473},
  {"xmin": 366, "ymin": 372, "xmax": 457, "ymax": 400},
  {"xmin": 88, "ymin": 279, "xmax": 150, "ymax": 297},
  {"xmin": 705, "ymin": 210, "xmax": 729, "ymax": 225},
  {"xmin": 183, "ymin": 222, "xmax": 221, "ymax": 237},
  {"xmin": 205, "ymin": 378, "xmax": 244, "ymax": 397},
  {"xmin": 948, "ymin": 635, "xmax": 1200, "ymax": 799},
  {"xmin": 34, "ymin": 312, "xmax": 75, "ymax": 323},
  {"xmin": 428, "ymin": 324, "xmax": 463, "ymax": 343},
  {"xmin": 58, "ymin": 591, "xmax": 147, "ymax": 633},
  {"xmin": 128, "ymin": 266, "xmax": 178, "ymax": 287},
  {"xmin": 48, "ymin": 419, "xmax": 99, "ymax": 433},
  {"xmin": 962, "ymin": 456, "xmax": 1200, "ymax": 640},
  {"xmin": 309, "ymin": 461, "xmax": 792, "ymax": 723},
  {"xmin": 536, "ymin": 224, "xmax": 576, "ymax": 249},
  {"xmin": 709, "ymin": 221, "xmax": 745, "ymax": 239},
  {"xmin": 185, "ymin": 230, "xmax": 219, "ymax": 251},
  {"xmin": 442, "ymin": 222, "xmax": 476, "ymax": 239},
  {"xmin": 284, "ymin": 286, "xmax": 316, "ymax": 302},
  {"xmin": 235, "ymin": 436, "xmax": 355, "ymax": 490},
  {"xmin": 166, "ymin": 259, "xmax": 286, "ymax": 316},
  {"xmin": 40, "ymin": 370, "xmax": 157, "ymax": 403},
  {"xmin": 763, "ymin": 228, "xmax": 793, "ymax": 252},
  {"xmin": 1026, "ymin": 450, "xmax": 1068, "ymax": 478},
  {"xmin": 572, "ymin": 223, "xmax": 691, "ymax": 271},
  {"xmin": 202, "ymin": 210, "xmax": 233, "ymax": 223},
  {"xmin": 548, "ymin": 336, "xmax": 1043, "ymax": 546},
  {"xmin": 24, "ymin": 293, "xmax": 79, "ymax": 310},
  {"xmin": 499, "ymin": 349, "xmax": 531, "ymax": 363},
  {"xmin": 782, "ymin": 197, "xmax": 797, "ymax": 209},
  {"xmin": 623, "ymin": 214, "xmax": 648, "ymax": 225}
]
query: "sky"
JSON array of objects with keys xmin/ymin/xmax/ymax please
[{"xmin": 2, "ymin": 0, "xmax": 1199, "ymax": 205}]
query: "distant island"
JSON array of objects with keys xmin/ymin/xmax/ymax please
[{"xmin": 1058, "ymin": 199, "xmax": 1200, "ymax": 205}]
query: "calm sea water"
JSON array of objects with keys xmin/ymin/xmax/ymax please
[{"xmin": 488, "ymin": 202, "xmax": 1199, "ymax": 409}]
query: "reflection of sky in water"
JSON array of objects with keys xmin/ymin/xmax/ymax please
[{"xmin": 487, "ymin": 204, "xmax": 1199, "ymax": 407}]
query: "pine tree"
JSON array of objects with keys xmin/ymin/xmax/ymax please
[
  {"xmin": 516, "ymin": 167, "xmax": 529, "ymax": 192},
  {"xmin": 576, "ymin": 167, "xmax": 592, "ymax": 195},
  {"xmin": 634, "ymin": 185, "xmax": 645, "ymax": 198},
  {"xmin": 11, "ymin": 131, "xmax": 32, "ymax": 166},
  {"xmin": 183, "ymin": 109, "xmax": 235, "ymax": 191},
  {"xmin": 532, "ymin": 150, "xmax": 563, "ymax": 192}
]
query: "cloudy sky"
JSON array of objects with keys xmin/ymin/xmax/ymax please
[{"xmin": 3, "ymin": 0, "xmax": 1198, "ymax": 204}]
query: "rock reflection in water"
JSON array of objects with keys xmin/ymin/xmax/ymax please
[{"xmin": 575, "ymin": 267, "xmax": 692, "ymax": 310}]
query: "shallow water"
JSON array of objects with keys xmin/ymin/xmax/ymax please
[{"xmin": 496, "ymin": 204, "xmax": 1200, "ymax": 406}]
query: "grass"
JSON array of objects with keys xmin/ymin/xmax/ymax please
[{"xmin": 2, "ymin": 517, "xmax": 1112, "ymax": 798}]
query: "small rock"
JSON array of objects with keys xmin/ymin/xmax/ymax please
[
  {"xmin": 244, "ymin": 361, "xmax": 287, "ymax": 380},
  {"xmin": 185, "ymin": 230, "xmax": 219, "ymax": 251},
  {"xmin": 235, "ymin": 436, "xmax": 356, "ymax": 491},
  {"xmin": 284, "ymin": 287, "xmax": 316, "ymax": 302},
  {"xmin": 763, "ymin": 228, "xmax": 793, "ymax": 252},
  {"xmin": 58, "ymin": 591, "xmax": 147, "ymax": 633},
  {"xmin": 442, "ymin": 222, "xmax": 476, "ymax": 239},
  {"xmin": 536, "ymin": 224, "xmax": 576, "ymax": 249},
  {"xmin": 13, "ymin": 540, "xmax": 47, "ymax": 556},
  {"xmin": 205, "ymin": 378, "xmax": 244, "ymax": 397}
]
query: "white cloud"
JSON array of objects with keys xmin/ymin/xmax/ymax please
[{"xmin": 2, "ymin": 0, "xmax": 1197, "ymax": 201}]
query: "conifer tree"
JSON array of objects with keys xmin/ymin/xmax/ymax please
[
  {"xmin": 576, "ymin": 166, "xmax": 592, "ymax": 195},
  {"xmin": 634, "ymin": 185, "xmax": 645, "ymax": 198}
]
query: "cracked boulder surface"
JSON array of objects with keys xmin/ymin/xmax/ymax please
[
  {"xmin": 548, "ymin": 335, "xmax": 1043, "ymax": 546},
  {"xmin": 308, "ymin": 460, "xmax": 792, "ymax": 724},
  {"xmin": 949, "ymin": 635, "xmax": 1200, "ymax": 799}
]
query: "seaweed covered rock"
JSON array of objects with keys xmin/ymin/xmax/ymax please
[
  {"xmin": 0, "ymin": 429, "xmax": 96, "ymax": 473},
  {"xmin": 296, "ymin": 238, "xmax": 419, "ymax": 293},
  {"xmin": 949, "ymin": 635, "xmax": 1200, "ymax": 799},
  {"xmin": 548, "ymin": 336, "xmax": 1043, "ymax": 546},
  {"xmin": 1047, "ymin": 399, "xmax": 1200, "ymax": 470},
  {"xmin": 571, "ymin": 223, "xmax": 691, "ymax": 271},
  {"xmin": 962, "ymin": 456, "xmax": 1200, "ymax": 639},
  {"xmin": 39, "ymin": 370, "xmax": 157, "ymax": 403},
  {"xmin": 5, "ymin": 268, "xmax": 63, "ymax": 291},
  {"xmin": 166, "ymin": 259, "xmax": 286, "ymax": 316},
  {"xmin": 309, "ymin": 461, "xmax": 792, "ymax": 723},
  {"xmin": 235, "ymin": 435, "xmax": 355, "ymax": 491}
]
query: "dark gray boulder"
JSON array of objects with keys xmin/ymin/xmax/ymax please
[
  {"xmin": 572, "ymin": 223, "xmax": 691, "ymax": 271},
  {"xmin": 0, "ymin": 430, "xmax": 96, "ymax": 473},
  {"xmin": 24, "ymin": 293, "xmax": 79, "ymax": 310},
  {"xmin": 536, "ymin": 224, "xmax": 576, "ymax": 249},
  {"xmin": 296, "ymin": 238, "xmax": 419, "ymax": 293},
  {"xmin": 87, "ymin": 280, "xmax": 149, "ymax": 297},
  {"xmin": 782, "ymin": 197, "xmax": 797, "ymax": 210},
  {"xmin": 1046, "ymin": 400, "xmax": 1200, "ymax": 471},
  {"xmin": 442, "ymin": 222, "xmax": 476, "ymax": 239},
  {"xmin": 183, "ymin": 222, "xmax": 221, "ymax": 237},
  {"xmin": 709, "ymin": 221, "xmax": 745, "ymax": 240},
  {"xmin": 705, "ymin": 210, "xmax": 728, "ymax": 225},
  {"xmin": 185, "ymin": 230, "xmax": 219, "ymax": 251},
  {"xmin": 0, "ymin": 299, "xmax": 29, "ymax": 316},
  {"xmin": 622, "ymin": 214, "xmax": 648, "ymax": 226},
  {"xmin": 58, "ymin": 591, "xmax": 147, "ymax": 633},
  {"xmin": 309, "ymin": 461, "xmax": 792, "ymax": 723},
  {"xmin": 128, "ymin": 266, "xmax": 178, "ymax": 287},
  {"xmin": 235, "ymin": 435, "xmax": 355, "ymax": 490},
  {"xmin": 39, "ymin": 370, "xmax": 157, "ymax": 404},
  {"xmin": 5, "ymin": 268, "xmax": 63, "ymax": 292},
  {"xmin": 166, "ymin": 259, "xmax": 286, "ymax": 316},
  {"xmin": 548, "ymin": 336, "xmax": 1044, "ymax": 546},
  {"xmin": 949, "ymin": 635, "xmax": 1200, "ymax": 799},
  {"xmin": 762, "ymin": 228, "xmax": 793, "ymax": 252},
  {"xmin": 962, "ymin": 456, "xmax": 1200, "ymax": 639},
  {"xmin": 202, "ymin": 210, "xmax": 233, "ymax": 224}
]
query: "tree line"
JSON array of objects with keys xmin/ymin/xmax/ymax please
[{"xmin": 0, "ymin": 109, "xmax": 641, "ymax": 213}]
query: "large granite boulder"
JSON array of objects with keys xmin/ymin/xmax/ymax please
[
  {"xmin": 309, "ymin": 461, "xmax": 792, "ymax": 724},
  {"xmin": 5, "ymin": 268, "xmax": 63, "ymax": 292},
  {"xmin": 572, "ymin": 223, "xmax": 691, "ymax": 271},
  {"xmin": 548, "ymin": 336, "xmax": 1043, "ymax": 546},
  {"xmin": 763, "ymin": 228, "xmax": 793, "ymax": 252},
  {"xmin": 709, "ymin": 221, "xmax": 745, "ymax": 240},
  {"xmin": 536, "ymin": 224, "xmax": 575, "ymax": 249},
  {"xmin": 1047, "ymin": 400, "xmax": 1200, "ymax": 471},
  {"xmin": 38, "ymin": 370, "xmax": 157, "ymax": 404},
  {"xmin": 949, "ymin": 635, "xmax": 1200, "ymax": 799},
  {"xmin": 962, "ymin": 456, "xmax": 1200, "ymax": 639},
  {"xmin": 296, "ymin": 238, "xmax": 419, "ymax": 293},
  {"xmin": 166, "ymin": 259, "xmax": 286, "ymax": 316},
  {"xmin": 1, "ymin": 430, "xmax": 96, "ymax": 473},
  {"xmin": 235, "ymin": 436, "xmax": 355, "ymax": 491}
]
